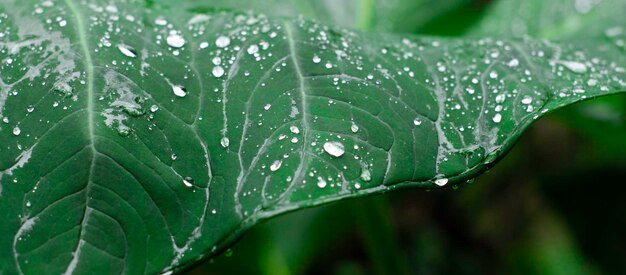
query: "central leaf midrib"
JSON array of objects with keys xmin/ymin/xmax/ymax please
[{"xmin": 62, "ymin": 0, "xmax": 97, "ymax": 273}]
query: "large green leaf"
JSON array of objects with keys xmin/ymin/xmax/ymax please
[{"xmin": 0, "ymin": 0, "xmax": 624, "ymax": 274}]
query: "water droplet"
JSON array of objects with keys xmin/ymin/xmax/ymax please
[
  {"xmin": 215, "ymin": 36, "xmax": 231, "ymax": 48},
  {"xmin": 12, "ymin": 126, "xmax": 21, "ymax": 136},
  {"xmin": 199, "ymin": 42, "xmax": 209, "ymax": 49},
  {"xmin": 212, "ymin": 57, "xmax": 222, "ymax": 65},
  {"xmin": 172, "ymin": 85, "xmax": 187, "ymax": 97},
  {"xmin": 413, "ymin": 118, "xmax": 422, "ymax": 126},
  {"xmin": 521, "ymin": 96, "xmax": 533, "ymax": 105},
  {"xmin": 183, "ymin": 176, "xmax": 194, "ymax": 187},
  {"xmin": 360, "ymin": 167, "xmax": 371, "ymax": 182},
  {"xmin": 289, "ymin": 125, "xmax": 300, "ymax": 134},
  {"xmin": 270, "ymin": 159, "xmax": 282, "ymax": 171},
  {"xmin": 212, "ymin": 66, "xmax": 225, "ymax": 78},
  {"xmin": 155, "ymin": 17, "xmax": 167, "ymax": 26},
  {"xmin": 312, "ymin": 55, "xmax": 321, "ymax": 64},
  {"xmin": 171, "ymin": 153, "xmax": 177, "ymax": 160},
  {"xmin": 489, "ymin": 71, "xmax": 498, "ymax": 79},
  {"xmin": 150, "ymin": 105, "xmax": 159, "ymax": 112},
  {"xmin": 492, "ymin": 113, "xmax": 502, "ymax": 123},
  {"xmin": 507, "ymin": 58, "xmax": 519, "ymax": 67},
  {"xmin": 220, "ymin": 137, "xmax": 230, "ymax": 148},
  {"xmin": 317, "ymin": 176, "xmax": 327, "ymax": 188},
  {"xmin": 435, "ymin": 178, "xmax": 448, "ymax": 186},
  {"xmin": 26, "ymin": 105, "xmax": 35, "ymax": 113},
  {"xmin": 350, "ymin": 123, "xmax": 359, "ymax": 133},
  {"xmin": 166, "ymin": 33, "xmax": 185, "ymax": 48},
  {"xmin": 117, "ymin": 44, "xmax": 137, "ymax": 58},
  {"xmin": 247, "ymin": 45, "xmax": 259, "ymax": 55},
  {"xmin": 559, "ymin": 61, "xmax": 587, "ymax": 73},
  {"xmin": 264, "ymin": 104, "xmax": 271, "ymax": 110},
  {"xmin": 323, "ymin": 141, "xmax": 345, "ymax": 157}
]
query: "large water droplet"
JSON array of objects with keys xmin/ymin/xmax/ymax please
[
  {"xmin": 220, "ymin": 137, "xmax": 230, "ymax": 148},
  {"xmin": 166, "ymin": 33, "xmax": 185, "ymax": 48},
  {"xmin": 215, "ymin": 36, "xmax": 231, "ymax": 48},
  {"xmin": 118, "ymin": 44, "xmax": 137, "ymax": 58},
  {"xmin": 492, "ymin": 113, "xmax": 502, "ymax": 123},
  {"xmin": 559, "ymin": 61, "xmax": 587, "ymax": 73},
  {"xmin": 289, "ymin": 125, "xmax": 300, "ymax": 134},
  {"xmin": 270, "ymin": 159, "xmax": 282, "ymax": 171},
  {"xmin": 247, "ymin": 45, "xmax": 259, "ymax": 55},
  {"xmin": 350, "ymin": 123, "xmax": 359, "ymax": 133},
  {"xmin": 183, "ymin": 176, "xmax": 194, "ymax": 187},
  {"xmin": 323, "ymin": 141, "xmax": 345, "ymax": 157},
  {"xmin": 317, "ymin": 176, "xmax": 327, "ymax": 188},
  {"xmin": 172, "ymin": 85, "xmax": 187, "ymax": 97},
  {"xmin": 212, "ymin": 66, "xmax": 225, "ymax": 78}
]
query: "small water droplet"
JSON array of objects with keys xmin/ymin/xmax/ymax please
[
  {"xmin": 155, "ymin": 17, "xmax": 167, "ymax": 26},
  {"xmin": 199, "ymin": 42, "xmax": 209, "ymax": 49},
  {"xmin": 220, "ymin": 137, "xmax": 230, "ymax": 148},
  {"xmin": 413, "ymin": 118, "xmax": 422, "ymax": 126},
  {"xmin": 150, "ymin": 105, "xmax": 159, "ymax": 112},
  {"xmin": 559, "ymin": 61, "xmax": 587, "ymax": 73},
  {"xmin": 289, "ymin": 125, "xmax": 300, "ymax": 134},
  {"xmin": 350, "ymin": 123, "xmax": 359, "ymax": 133},
  {"xmin": 183, "ymin": 176, "xmax": 194, "ymax": 187},
  {"xmin": 507, "ymin": 58, "xmax": 519, "ymax": 67},
  {"xmin": 12, "ymin": 126, "xmax": 21, "ymax": 136},
  {"xmin": 317, "ymin": 176, "xmax": 327, "ymax": 188},
  {"xmin": 247, "ymin": 45, "xmax": 259, "ymax": 55},
  {"xmin": 492, "ymin": 113, "xmax": 502, "ymax": 123},
  {"xmin": 435, "ymin": 178, "xmax": 448, "ymax": 186},
  {"xmin": 212, "ymin": 66, "xmax": 225, "ymax": 78},
  {"xmin": 312, "ymin": 55, "xmax": 321, "ymax": 63},
  {"xmin": 263, "ymin": 104, "xmax": 271, "ymax": 110},
  {"xmin": 215, "ymin": 36, "xmax": 231, "ymax": 48},
  {"xmin": 270, "ymin": 159, "xmax": 282, "ymax": 171},
  {"xmin": 117, "ymin": 44, "xmax": 137, "ymax": 58},
  {"xmin": 171, "ymin": 153, "xmax": 178, "ymax": 160},
  {"xmin": 172, "ymin": 85, "xmax": 187, "ymax": 97},
  {"xmin": 521, "ymin": 96, "xmax": 533, "ymax": 105},
  {"xmin": 323, "ymin": 141, "xmax": 345, "ymax": 157},
  {"xmin": 360, "ymin": 167, "xmax": 371, "ymax": 182},
  {"xmin": 26, "ymin": 105, "xmax": 35, "ymax": 113}
]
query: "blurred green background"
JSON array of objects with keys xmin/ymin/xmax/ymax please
[{"xmin": 186, "ymin": 0, "xmax": 626, "ymax": 274}]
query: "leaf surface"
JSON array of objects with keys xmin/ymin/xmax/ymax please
[{"xmin": 0, "ymin": 0, "xmax": 624, "ymax": 274}]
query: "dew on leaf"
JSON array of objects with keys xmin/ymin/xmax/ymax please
[
  {"xmin": 183, "ymin": 176, "xmax": 194, "ymax": 187},
  {"xmin": 215, "ymin": 36, "xmax": 231, "ymax": 48},
  {"xmin": 492, "ymin": 113, "xmax": 502, "ymax": 123},
  {"xmin": 212, "ymin": 66, "xmax": 225, "ymax": 78},
  {"xmin": 12, "ymin": 126, "xmax": 21, "ymax": 136},
  {"xmin": 289, "ymin": 125, "xmax": 300, "ymax": 134},
  {"xmin": 270, "ymin": 159, "xmax": 282, "ymax": 171},
  {"xmin": 323, "ymin": 141, "xmax": 345, "ymax": 157},
  {"xmin": 220, "ymin": 137, "xmax": 230, "ymax": 148},
  {"xmin": 166, "ymin": 32, "xmax": 185, "ymax": 48},
  {"xmin": 172, "ymin": 85, "xmax": 187, "ymax": 97},
  {"xmin": 435, "ymin": 178, "xmax": 448, "ymax": 186},
  {"xmin": 117, "ymin": 44, "xmax": 137, "ymax": 58},
  {"xmin": 317, "ymin": 176, "xmax": 327, "ymax": 188}
]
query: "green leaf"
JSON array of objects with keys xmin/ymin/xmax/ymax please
[{"xmin": 0, "ymin": 0, "xmax": 624, "ymax": 274}]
